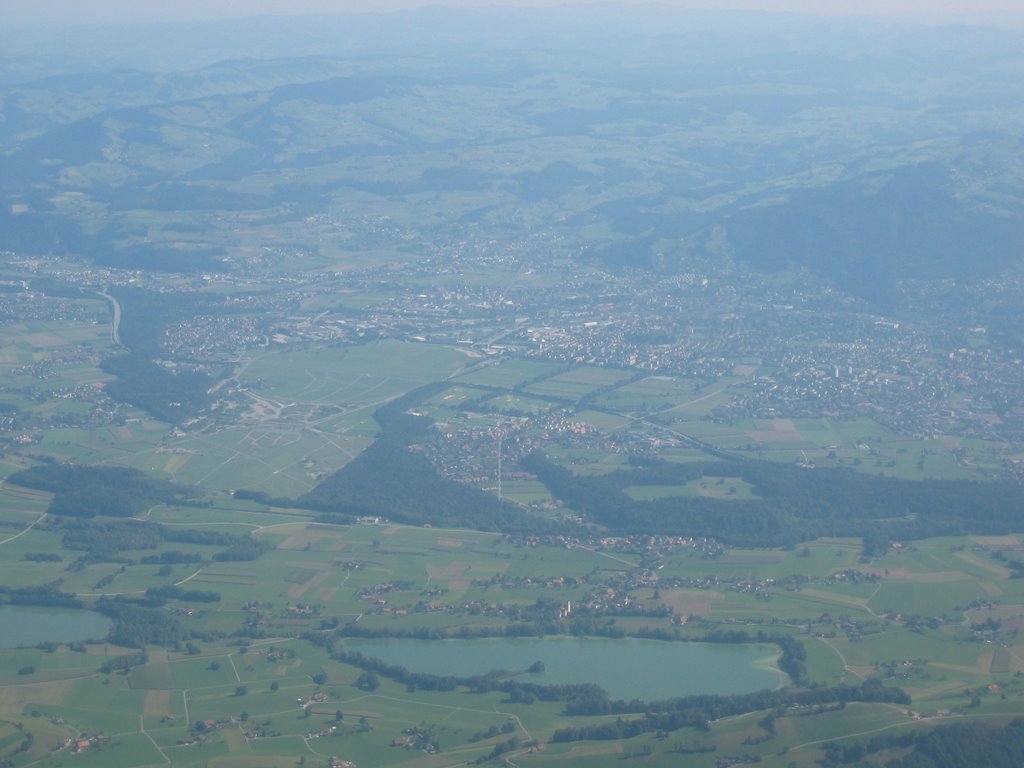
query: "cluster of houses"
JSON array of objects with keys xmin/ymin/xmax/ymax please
[
  {"xmin": 306, "ymin": 724, "xmax": 337, "ymax": 739},
  {"xmin": 297, "ymin": 691, "xmax": 328, "ymax": 708},
  {"xmin": 57, "ymin": 732, "xmax": 108, "ymax": 754},
  {"xmin": 390, "ymin": 725, "xmax": 439, "ymax": 753},
  {"xmin": 16, "ymin": 203, "xmax": 1024, "ymax": 483}
]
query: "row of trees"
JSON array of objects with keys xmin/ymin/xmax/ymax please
[
  {"xmin": 822, "ymin": 717, "xmax": 1024, "ymax": 767},
  {"xmin": 553, "ymin": 678, "xmax": 909, "ymax": 743},
  {"xmin": 0, "ymin": 585, "xmax": 82, "ymax": 609},
  {"xmin": 55, "ymin": 519, "xmax": 267, "ymax": 565},
  {"xmin": 335, "ymin": 648, "xmax": 606, "ymax": 705}
]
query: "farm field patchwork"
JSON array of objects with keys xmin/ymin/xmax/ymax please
[
  {"xmin": 1, "ymin": 11, "xmax": 1023, "ymax": 766},
  {"xmin": 0, "ymin": 512, "xmax": 1020, "ymax": 766}
]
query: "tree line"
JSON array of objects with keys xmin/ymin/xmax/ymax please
[
  {"xmin": 326, "ymin": 634, "xmax": 903, "ymax": 743},
  {"xmin": 553, "ymin": 678, "xmax": 909, "ymax": 743},
  {"xmin": 8, "ymin": 463, "xmax": 198, "ymax": 519},
  {"xmin": 45, "ymin": 517, "xmax": 271, "ymax": 566},
  {"xmin": 523, "ymin": 452, "xmax": 1024, "ymax": 549},
  {"xmin": 98, "ymin": 287, "xmax": 235, "ymax": 423},
  {"xmin": 821, "ymin": 717, "xmax": 1024, "ymax": 768},
  {"xmin": 292, "ymin": 383, "xmax": 569, "ymax": 535}
]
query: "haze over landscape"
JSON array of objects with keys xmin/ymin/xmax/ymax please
[
  {"xmin": 0, "ymin": 3, "xmax": 1023, "ymax": 767},
  {"xmin": 6, "ymin": 0, "xmax": 1024, "ymax": 26}
]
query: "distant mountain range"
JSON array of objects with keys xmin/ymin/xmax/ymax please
[{"xmin": 1, "ymin": 9, "xmax": 1022, "ymax": 303}]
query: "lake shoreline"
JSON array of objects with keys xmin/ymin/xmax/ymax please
[{"xmin": 343, "ymin": 635, "xmax": 784, "ymax": 700}]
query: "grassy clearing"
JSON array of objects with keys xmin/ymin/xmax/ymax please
[
  {"xmin": 452, "ymin": 359, "xmax": 563, "ymax": 389},
  {"xmin": 484, "ymin": 393, "xmax": 555, "ymax": 414},
  {"xmin": 624, "ymin": 476, "xmax": 759, "ymax": 501}
]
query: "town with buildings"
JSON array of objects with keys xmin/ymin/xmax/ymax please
[{"xmin": 5, "ymin": 222, "xmax": 1024, "ymax": 492}]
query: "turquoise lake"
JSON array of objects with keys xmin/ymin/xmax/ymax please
[
  {"xmin": 0, "ymin": 605, "xmax": 111, "ymax": 648},
  {"xmin": 343, "ymin": 636, "xmax": 784, "ymax": 700}
]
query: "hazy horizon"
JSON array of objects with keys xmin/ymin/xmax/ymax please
[{"xmin": 6, "ymin": 0, "xmax": 1024, "ymax": 28}]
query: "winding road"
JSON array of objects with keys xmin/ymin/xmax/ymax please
[{"xmin": 97, "ymin": 287, "xmax": 123, "ymax": 347}]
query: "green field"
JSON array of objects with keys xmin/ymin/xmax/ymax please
[
  {"xmin": 1, "ymin": 13, "xmax": 1022, "ymax": 766},
  {"xmin": 0, "ymin": 507, "xmax": 1021, "ymax": 766},
  {"xmin": 452, "ymin": 359, "xmax": 565, "ymax": 390},
  {"xmin": 624, "ymin": 477, "xmax": 759, "ymax": 501},
  {"xmin": 1, "ymin": 297, "xmax": 1022, "ymax": 765}
]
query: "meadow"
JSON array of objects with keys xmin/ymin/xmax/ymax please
[
  {"xmin": 0, "ymin": 294, "xmax": 1021, "ymax": 766},
  {"xmin": 0, "ymin": 494, "xmax": 1021, "ymax": 767},
  {"xmin": 1, "ymin": 10, "xmax": 1022, "ymax": 766}
]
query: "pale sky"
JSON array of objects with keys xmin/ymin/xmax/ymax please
[{"xmin": 5, "ymin": 0, "xmax": 1024, "ymax": 27}]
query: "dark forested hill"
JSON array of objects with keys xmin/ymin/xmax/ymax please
[
  {"xmin": 722, "ymin": 163, "xmax": 1024, "ymax": 305},
  {"xmin": 523, "ymin": 452, "xmax": 1024, "ymax": 549},
  {"xmin": 8, "ymin": 464, "xmax": 197, "ymax": 518}
]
